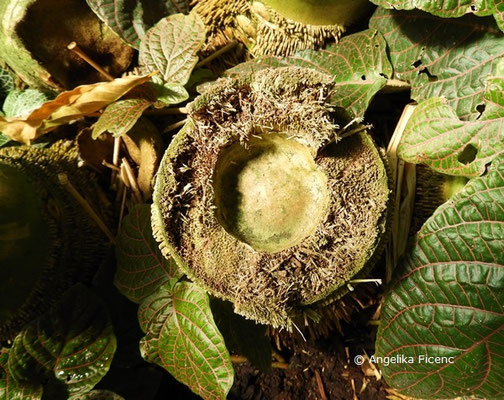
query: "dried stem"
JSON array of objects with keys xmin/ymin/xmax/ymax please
[
  {"xmin": 117, "ymin": 185, "xmax": 128, "ymax": 232},
  {"xmin": 230, "ymin": 355, "xmax": 289, "ymax": 369},
  {"xmin": 111, "ymin": 137, "xmax": 121, "ymax": 189},
  {"xmin": 196, "ymin": 40, "xmax": 239, "ymax": 68},
  {"xmin": 163, "ymin": 119, "xmax": 188, "ymax": 134},
  {"xmin": 67, "ymin": 41, "xmax": 114, "ymax": 81},
  {"xmin": 272, "ymin": 349, "xmax": 286, "ymax": 363},
  {"xmin": 121, "ymin": 158, "xmax": 143, "ymax": 203},
  {"xmin": 58, "ymin": 173, "xmax": 115, "ymax": 243},
  {"xmin": 112, "ymin": 137, "xmax": 121, "ymax": 167},
  {"xmin": 385, "ymin": 104, "xmax": 417, "ymax": 282},
  {"xmin": 351, "ymin": 378, "xmax": 358, "ymax": 400},
  {"xmin": 314, "ymin": 370, "xmax": 328, "ymax": 400},
  {"xmin": 340, "ymin": 124, "xmax": 372, "ymax": 139},
  {"xmin": 145, "ymin": 107, "xmax": 188, "ymax": 115},
  {"xmin": 102, "ymin": 160, "xmax": 120, "ymax": 172},
  {"xmin": 230, "ymin": 355, "xmax": 247, "ymax": 363},
  {"xmin": 348, "ymin": 278, "xmax": 382, "ymax": 285}
]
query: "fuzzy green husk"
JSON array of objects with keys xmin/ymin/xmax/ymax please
[
  {"xmin": 260, "ymin": 0, "xmax": 369, "ymax": 26},
  {"xmin": 0, "ymin": 0, "xmax": 133, "ymax": 91},
  {"xmin": 152, "ymin": 67, "xmax": 390, "ymax": 328},
  {"xmin": 0, "ymin": 142, "xmax": 110, "ymax": 340}
]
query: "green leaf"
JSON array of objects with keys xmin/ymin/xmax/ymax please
[
  {"xmin": 71, "ymin": 389, "xmax": 125, "ymax": 400},
  {"xmin": 151, "ymin": 76, "xmax": 189, "ymax": 106},
  {"xmin": 370, "ymin": 8, "xmax": 504, "ymax": 120},
  {"xmin": 227, "ymin": 29, "xmax": 393, "ymax": 119},
  {"xmin": 211, "ymin": 298, "xmax": 272, "ymax": 373},
  {"xmin": 92, "ymin": 99, "xmax": 152, "ymax": 139},
  {"xmin": 398, "ymin": 61, "xmax": 504, "ymax": 177},
  {"xmin": 139, "ymin": 13, "xmax": 206, "ymax": 85},
  {"xmin": 2, "ymin": 89, "xmax": 52, "ymax": 118},
  {"xmin": 0, "ymin": 134, "xmax": 11, "ymax": 148},
  {"xmin": 0, "ymin": 67, "xmax": 15, "ymax": 98},
  {"xmin": 369, "ymin": 0, "xmax": 493, "ymax": 17},
  {"xmin": 86, "ymin": 0, "xmax": 190, "ymax": 49},
  {"xmin": 139, "ymin": 282, "xmax": 234, "ymax": 400},
  {"xmin": 0, "ymin": 349, "xmax": 42, "ymax": 400},
  {"xmin": 115, "ymin": 204, "xmax": 182, "ymax": 303},
  {"xmin": 495, "ymin": 0, "xmax": 504, "ymax": 31},
  {"xmin": 8, "ymin": 285, "xmax": 116, "ymax": 397},
  {"xmin": 375, "ymin": 155, "xmax": 504, "ymax": 399},
  {"xmin": 370, "ymin": 0, "xmax": 504, "ymax": 30}
]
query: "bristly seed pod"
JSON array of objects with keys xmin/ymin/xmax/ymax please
[
  {"xmin": 194, "ymin": 0, "xmax": 371, "ymax": 56},
  {"xmin": 0, "ymin": 142, "xmax": 110, "ymax": 340},
  {"xmin": 152, "ymin": 66, "xmax": 390, "ymax": 328}
]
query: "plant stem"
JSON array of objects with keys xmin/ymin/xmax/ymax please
[
  {"xmin": 145, "ymin": 107, "xmax": 189, "ymax": 115},
  {"xmin": 163, "ymin": 119, "xmax": 187, "ymax": 134},
  {"xmin": 314, "ymin": 370, "xmax": 328, "ymax": 400},
  {"xmin": 67, "ymin": 41, "xmax": 114, "ymax": 81},
  {"xmin": 58, "ymin": 173, "xmax": 115, "ymax": 243},
  {"xmin": 230, "ymin": 355, "xmax": 289, "ymax": 369},
  {"xmin": 348, "ymin": 278, "xmax": 382, "ymax": 285},
  {"xmin": 121, "ymin": 158, "xmax": 143, "ymax": 203},
  {"xmin": 102, "ymin": 160, "xmax": 120, "ymax": 171},
  {"xmin": 196, "ymin": 41, "xmax": 239, "ymax": 68}
]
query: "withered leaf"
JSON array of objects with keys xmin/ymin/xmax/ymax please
[
  {"xmin": 122, "ymin": 118, "xmax": 163, "ymax": 199},
  {"xmin": 0, "ymin": 75, "xmax": 152, "ymax": 145}
]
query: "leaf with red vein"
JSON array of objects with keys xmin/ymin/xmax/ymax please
[
  {"xmin": 92, "ymin": 98, "xmax": 152, "ymax": 139},
  {"xmin": 0, "ymin": 349, "xmax": 42, "ymax": 400},
  {"xmin": 371, "ymin": 0, "xmax": 504, "ymax": 31},
  {"xmin": 398, "ymin": 61, "xmax": 504, "ymax": 177},
  {"xmin": 139, "ymin": 14, "xmax": 206, "ymax": 85},
  {"xmin": 7, "ymin": 285, "xmax": 116, "ymax": 397},
  {"xmin": 370, "ymin": 0, "xmax": 502, "ymax": 20},
  {"xmin": 495, "ymin": 0, "xmax": 504, "ymax": 31},
  {"xmin": 227, "ymin": 29, "xmax": 393, "ymax": 119},
  {"xmin": 86, "ymin": 0, "xmax": 190, "ymax": 49},
  {"xmin": 139, "ymin": 282, "xmax": 234, "ymax": 400},
  {"xmin": 375, "ymin": 154, "xmax": 504, "ymax": 399},
  {"xmin": 115, "ymin": 204, "xmax": 182, "ymax": 303},
  {"xmin": 370, "ymin": 8, "xmax": 504, "ymax": 120}
]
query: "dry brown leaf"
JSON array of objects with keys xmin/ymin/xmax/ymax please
[
  {"xmin": 0, "ymin": 74, "xmax": 152, "ymax": 144},
  {"xmin": 77, "ymin": 128, "xmax": 115, "ymax": 172},
  {"xmin": 122, "ymin": 118, "xmax": 162, "ymax": 200}
]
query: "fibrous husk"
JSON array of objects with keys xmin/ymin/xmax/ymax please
[
  {"xmin": 152, "ymin": 66, "xmax": 390, "ymax": 328},
  {"xmin": 0, "ymin": 0, "xmax": 134, "ymax": 91},
  {"xmin": 193, "ymin": 0, "xmax": 370, "ymax": 56},
  {"xmin": 0, "ymin": 141, "xmax": 111, "ymax": 340},
  {"xmin": 410, "ymin": 165, "xmax": 469, "ymax": 235}
]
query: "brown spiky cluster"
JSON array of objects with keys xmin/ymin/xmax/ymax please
[
  {"xmin": 250, "ymin": 2, "xmax": 344, "ymax": 56},
  {"xmin": 193, "ymin": 0, "xmax": 346, "ymax": 56},
  {"xmin": 192, "ymin": 0, "xmax": 251, "ymax": 52},
  {"xmin": 0, "ymin": 142, "xmax": 110, "ymax": 340},
  {"xmin": 153, "ymin": 67, "xmax": 390, "ymax": 328},
  {"xmin": 410, "ymin": 165, "xmax": 468, "ymax": 235}
]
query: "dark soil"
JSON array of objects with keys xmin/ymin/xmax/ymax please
[{"xmin": 228, "ymin": 305, "xmax": 389, "ymax": 400}]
